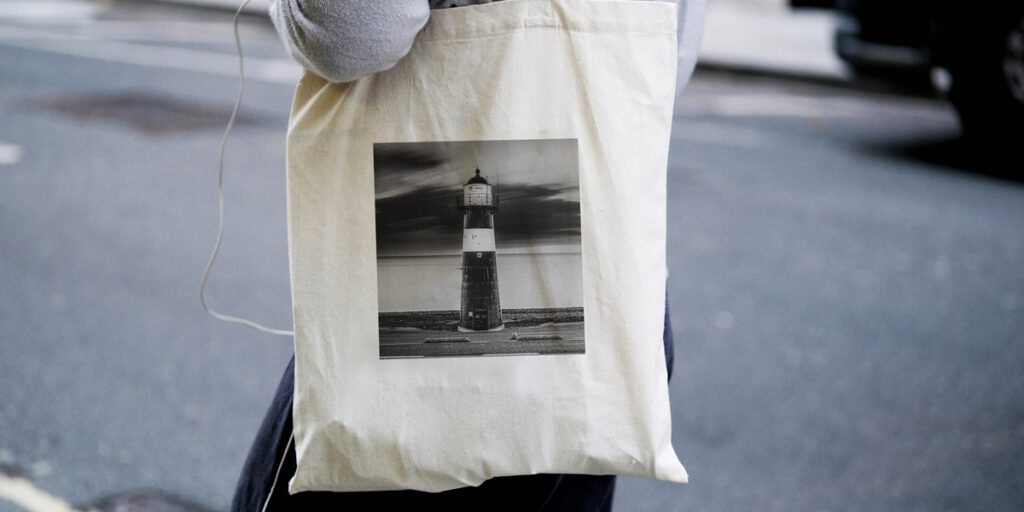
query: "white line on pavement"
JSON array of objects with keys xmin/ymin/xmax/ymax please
[
  {"xmin": 0, "ymin": 1, "xmax": 100, "ymax": 21},
  {"xmin": 0, "ymin": 24, "xmax": 301, "ymax": 84},
  {"xmin": 0, "ymin": 143, "xmax": 23, "ymax": 166},
  {"xmin": 0, "ymin": 22, "xmax": 238, "ymax": 44},
  {"xmin": 0, "ymin": 473, "xmax": 85, "ymax": 512}
]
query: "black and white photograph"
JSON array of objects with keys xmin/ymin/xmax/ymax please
[{"xmin": 373, "ymin": 138, "xmax": 585, "ymax": 358}]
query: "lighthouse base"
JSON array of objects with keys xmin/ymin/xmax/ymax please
[{"xmin": 458, "ymin": 324, "xmax": 505, "ymax": 333}]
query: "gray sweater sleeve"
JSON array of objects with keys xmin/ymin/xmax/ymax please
[
  {"xmin": 270, "ymin": 0, "xmax": 705, "ymax": 88},
  {"xmin": 269, "ymin": 0, "xmax": 430, "ymax": 83}
]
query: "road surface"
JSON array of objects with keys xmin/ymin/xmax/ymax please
[{"xmin": 1, "ymin": 2, "xmax": 1022, "ymax": 511}]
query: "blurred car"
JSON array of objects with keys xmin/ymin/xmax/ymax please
[{"xmin": 794, "ymin": 0, "xmax": 1024, "ymax": 144}]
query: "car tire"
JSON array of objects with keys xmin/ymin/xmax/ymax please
[{"xmin": 948, "ymin": 8, "xmax": 1024, "ymax": 148}]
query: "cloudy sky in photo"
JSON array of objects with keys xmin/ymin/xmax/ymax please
[{"xmin": 373, "ymin": 139, "xmax": 580, "ymax": 257}]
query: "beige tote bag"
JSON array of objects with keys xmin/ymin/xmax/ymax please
[{"xmin": 286, "ymin": 0, "xmax": 686, "ymax": 493}]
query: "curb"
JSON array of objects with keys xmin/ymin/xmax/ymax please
[
  {"xmin": 694, "ymin": 61, "xmax": 945, "ymax": 100},
  {"xmin": 696, "ymin": 59, "xmax": 850, "ymax": 88}
]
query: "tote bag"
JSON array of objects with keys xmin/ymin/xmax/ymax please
[{"xmin": 286, "ymin": 0, "xmax": 686, "ymax": 493}]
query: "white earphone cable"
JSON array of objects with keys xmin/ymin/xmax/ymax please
[
  {"xmin": 199, "ymin": 0, "xmax": 294, "ymax": 338},
  {"xmin": 260, "ymin": 433, "xmax": 294, "ymax": 512}
]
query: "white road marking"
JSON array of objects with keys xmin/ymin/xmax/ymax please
[
  {"xmin": 0, "ymin": 473, "xmax": 85, "ymax": 512},
  {"xmin": 0, "ymin": 24, "xmax": 301, "ymax": 84},
  {"xmin": 0, "ymin": 142, "xmax": 22, "ymax": 166},
  {"xmin": 0, "ymin": 21, "xmax": 238, "ymax": 43},
  {"xmin": 0, "ymin": 1, "xmax": 99, "ymax": 21}
]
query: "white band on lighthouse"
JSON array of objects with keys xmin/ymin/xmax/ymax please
[{"xmin": 462, "ymin": 229, "xmax": 496, "ymax": 252}]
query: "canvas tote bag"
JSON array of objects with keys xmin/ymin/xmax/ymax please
[{"xmin": 285, "ymin": 0, "xmax": 686, "ymax": 493}]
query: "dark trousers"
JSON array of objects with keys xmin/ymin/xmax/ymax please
[{"xmin": 230, "ymin": 302, "xmax": 674, "ymax": 512}]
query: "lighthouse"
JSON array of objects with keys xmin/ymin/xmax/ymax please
[{"xmin": 457, "ymin": 168, "xmax": 503, "ymax": 332}]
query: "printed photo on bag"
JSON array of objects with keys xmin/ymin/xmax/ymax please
[{"xmin": 373, "ymin": 138, "xmax": 584, "ymax": 359}]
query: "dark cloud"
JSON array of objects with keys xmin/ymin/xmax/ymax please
[
  {"xmin": 375, "ymin": 183, "xmax": 464, "ymax": 254},
  {"xmin": 376, "ymin": 182, "xmax": 581, "ymax": 255},
  {"xmin": 496, "ymin": 183, "xmax": 582, "ymax": 244},
  {"xmin": 373, "ymin": 145, "xmax": 446, "ymax": 173}
]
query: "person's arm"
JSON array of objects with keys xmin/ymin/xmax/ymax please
[
  {"xmin": 269, "ymin": 0, "xmax": 430, "ymax": 83},
  {"xmin": 270, "ymin": 0, "xmax": 705, "ymax": 91}
]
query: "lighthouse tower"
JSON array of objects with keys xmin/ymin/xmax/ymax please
[{"xmin": 457, "ymin": 168, "xmax": 503, "ymax": 332}]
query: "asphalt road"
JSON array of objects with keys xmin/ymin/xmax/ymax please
[{"xmin": 1, "ymin": 2, "xmax": 1022, "ymax": 511}]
